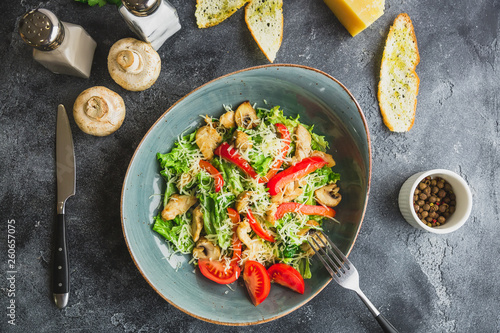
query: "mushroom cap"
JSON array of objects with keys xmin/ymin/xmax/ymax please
[
  {"xmin": 73, "ymin": 86, "xmax": 126, "ymax": 136},
  {"xmin": 193, "ymin": 237, "xmax": 221, "ymax": 260},
  {"xmin": 107, "ymin": 38, "xmax": 161, "ymax": 91},
  {"xmin": 234, "ymin": 101, "xmax": 259, "ymax": 129},
  {"xmin": 315, "ymin": 183, "xmax": 342, "ymax": 207}
]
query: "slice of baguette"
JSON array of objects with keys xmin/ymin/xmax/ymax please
[
  {"xmin": 378, "ymin": 13, "xmax": 420, "ymax": 132},
  {"xmin": 245, "ymin": 0, "xmax": 283, "ymax": 63},
  {"xmin": 195, "ymin": 0, "xmax": 249, "ymax": 29}
]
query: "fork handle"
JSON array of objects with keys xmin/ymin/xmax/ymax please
[
  {"xmin": 376, "ymin": 313, "xmax": 399, "ymax": 333},
  {"xmin": 356, "ymin": 290, "xmax": 399, "ymax": 333}
]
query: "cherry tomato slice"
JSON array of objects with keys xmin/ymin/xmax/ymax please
[
  {"xmin": 198, "ymin": 259, "xmax": 240, "ymax": 284},
  {"xmin": 247, "ymin": 209, "xmax": 275, "ymax": 243},
  {"xmin": 227, "ymin": 208, "xmax": 241, "ymax": 264},
  {"xmin": 199, "ymin": 160, "xmax": 224, "ymax": 192},
  {"xmin": 243, "ymin": 260, "xmax": 271, "ymax": 306},
  {"xmin": 267, "ymin": 263, "xmax": 305, "ymax": 294}
]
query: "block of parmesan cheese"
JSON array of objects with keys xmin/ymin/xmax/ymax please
[{"xmin": 323, "ymin": 0, "xmax": 385, "ymax": 36}]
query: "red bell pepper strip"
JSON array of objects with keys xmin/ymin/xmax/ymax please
[
  {"xmin": 260, "ymin": 123, "xmax": 291, "ymax": 184},
  {"xmin": 247, "ymin": 209, "xmax": 275, "ymax": 243},
  {"xmin": 227, "ymin": 208, "xmax": 242, "ymax": 264},
  {"xmin": 267, "ymin": 156, "xmax": 327, "ymax": 196},
  {"xmin": 274, "ymin": 202, "xmax": 336, "ymax": 221},
  {"xmin": 214, "ymin": 142, "xmax": 260, "ymax": 180},
  {"xmin": 199, "ymin": 160, "xmax": 224, "ymax": 192}
]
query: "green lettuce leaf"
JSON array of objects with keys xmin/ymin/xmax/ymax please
[
  {"xmin": 157, "ymin": 132, "xmax": 197, "ymax": 174},
  {"xmin": 152, "ymin": 213, "xmax": 194, "ymax": 254}
]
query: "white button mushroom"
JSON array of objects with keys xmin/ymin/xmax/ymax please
[
  {"xmin": 73, "ymin": 86, "xmax": 126, "ymax": 136},
  {"xmin": 234, "ymin": 101, "xmax": 259, "ymax": 129},
  {"xmin": 314, "ymin": 183, "xmax": 342, "ymax": 207},
  {"xmin": 192, "ymin": 237, "xmax": 221, "ymax": 261},
  {"xmin": 107, "ymin": 38, "xmax": 161, "ymax": 91}
]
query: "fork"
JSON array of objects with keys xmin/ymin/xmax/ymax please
[{"xmin": 309, "ymin": 232, "xmax": 399, "ymax": 333}]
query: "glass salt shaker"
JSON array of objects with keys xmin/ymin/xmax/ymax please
[
  {"xmin": 18, "ymin": 9, "xmax": 97, "ymax": 79},
  {"xmin": 119, "ymin": 0, "xmax": 181, "ymax": 51}
]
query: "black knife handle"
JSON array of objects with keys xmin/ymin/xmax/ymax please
[{"xmin": 52, "ymin": 214, "xmax": 69, "ymax": 294}]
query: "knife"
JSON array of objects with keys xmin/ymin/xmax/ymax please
[{"xmin": 53, "ymin": 104, "xmax": 75, "ymax": 309}]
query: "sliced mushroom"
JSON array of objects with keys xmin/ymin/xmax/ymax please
[
  {"xmin": 192, "ymin": 237, "xmax": 221, "ymax": 260},
  {"xmin": 235, "ymin": 191, "xmax": 253, "ymax": 214},
  {"xmin": 294, "ymin": 124, "xmax": 312, "ymax": 161},
  {"xmin": 271, "ymin": 181, "xmax": 303, "ymax": 204},
  {"xmin": 234, "ymin": 101, "xmax": 258, "ymax": 129},
  {"xmin": 311, "ymin": 150, "xmax": 336, "ymax": 167},
  {"xmin": 315, "ymin": 183, "xmax": 342, "ymax": 207},
  {"xmin": 161, "ymin": 194, "xmax": 197, "ymax": 220},
  {"xmin": 195, "ymin": 124, "xmax": 222, "ymax": 160},
  {"xmin": 234, "ymin": 130, "xmax": 253, "ymax": 153},
  {"xmin": 108, "ymin": 38, "xmax": 161, "ymax": 91},
  {"xmin": 191, "ymin": 206, "xmax": 203, "ymax": 242},
  {"xmin": 73, "ymin": 86, "xmax": 126, "ymax": 136},
  {"xmin": 219, "ymin": 110, "xmax": 235, "ymax": 128}
]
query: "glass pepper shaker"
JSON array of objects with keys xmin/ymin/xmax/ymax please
[
  {"xmin": 119, "ymin": 0, "xmax": 181, "ymax": 51},
  {"xmin": 18, "ymin": 9, "xmax": 97, "ymax": 79}
]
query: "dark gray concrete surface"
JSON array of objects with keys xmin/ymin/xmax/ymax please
[{"xmin": 1, "ymin": 0, "xmax": 499, "ymax": 332}]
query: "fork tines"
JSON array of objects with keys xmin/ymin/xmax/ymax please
[{"xmin": 308, "ymin": 231, "xmax": 351, "ymax": 280}]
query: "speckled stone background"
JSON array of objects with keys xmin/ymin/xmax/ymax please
[{"xmin": 1, "ymin": 0, "xmax": 499, "ymax": 332}]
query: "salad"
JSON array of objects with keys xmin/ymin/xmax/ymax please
[{"xmin": 153, "ymin": 101, "xmax": 341, "ymax": 305}]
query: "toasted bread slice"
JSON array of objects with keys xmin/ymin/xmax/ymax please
[
  {"xmin": 195, "ymin": 0, "xmax": 249, "ymax": 29},
  {"xmin": 245, "ymin": 0, "xmax": 283, "ymax": 63},
  {"xmin": 378, "ymin": 13, "xmax": 420, "ymax": 132}
]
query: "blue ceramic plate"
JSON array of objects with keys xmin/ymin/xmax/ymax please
[{"xmin": 121, "ymin": 65, "xmax": 371, "ymax": 325}]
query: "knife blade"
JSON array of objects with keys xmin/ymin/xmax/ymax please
[{"xmin": 53, "ymin": 104, "xmax": 75, "ymax": 309}]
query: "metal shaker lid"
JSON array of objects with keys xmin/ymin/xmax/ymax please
[
  {"xmin": 121, "ymin": 0, "xmax": 161, "ymax": 16},
  {"xmin": 18, "ymin": 9, "xmax": 65, "ymax": 51}
]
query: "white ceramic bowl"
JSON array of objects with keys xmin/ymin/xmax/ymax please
[{"xmin": 398, "ymin": 169, "xmax": 472, "ymax": 234}]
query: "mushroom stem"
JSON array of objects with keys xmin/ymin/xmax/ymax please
[
  {"xmin": 85, "ymin": 96, "xmax": 108, "ymax": 120},
  {"xmin": 116, "ymin": 50, "xmax": 143, "ymax": 73}
]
